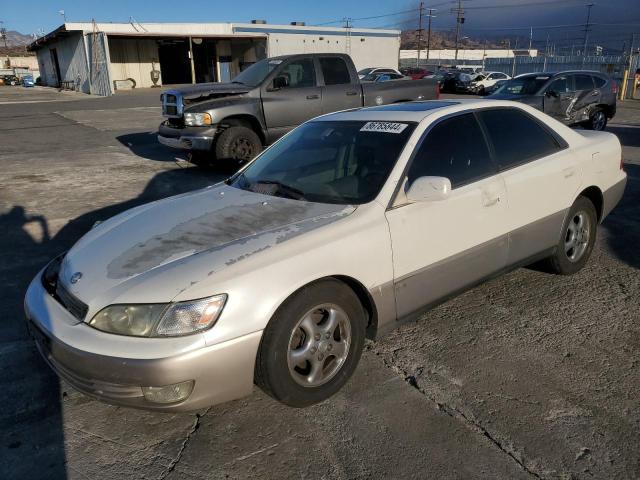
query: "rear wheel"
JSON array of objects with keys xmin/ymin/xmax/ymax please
[
  {"xmin": 255, "ymin": 279, "xmax": 366, "ymax": 407},
  {"xmin": 586, "ymin": 109, "xmax": 607, "ymax": 131},
  {"xmin": 542, "ymin": 196, "xmax": 597, "ymax": 275},
  {"xmin": 215, "ymin": 126, "xmax": 262, "ymax": 164}
]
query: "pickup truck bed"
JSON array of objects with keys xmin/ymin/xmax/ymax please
[{"xmin": 158, "ymin": 53, "xmax": 438, "ymax": 164}]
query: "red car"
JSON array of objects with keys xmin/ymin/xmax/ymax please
[{"xmin": 400, "ymin": 67, "xmax": 433, "ymax": 80}]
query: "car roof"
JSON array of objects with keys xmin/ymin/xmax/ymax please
[
  {"xmin": 516, "ymin": 70, "xmax": 607, "ymax": 78},
  {"xmin": 315, "ymin": 99, "xmax": 512, "ymax": 123}
]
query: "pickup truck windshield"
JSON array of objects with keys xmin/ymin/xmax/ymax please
[
  {"xmin": 232, "ymin": 58, "xmax": 282, "ymax": 87},
  {"xmin": 498, "ymin": 76, "xmax": 550, "ymax": 95},
  {"xmin": 230, "ymin": 120, "xmax": 416, "ymax": 205}
]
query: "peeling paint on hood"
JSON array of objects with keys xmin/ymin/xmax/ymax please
[{"xmin": 61, "ymin": 185, "xmax": 354, "ymax": 303}]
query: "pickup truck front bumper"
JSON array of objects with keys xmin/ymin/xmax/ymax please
[{"xmin": 158, "ymin": 122, "xmax": 218, "ymax": 151}]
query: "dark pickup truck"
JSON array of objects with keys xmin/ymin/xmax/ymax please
[{"xmin": 158, "ymin": 53, "xmax": 438, "ymax": 164}]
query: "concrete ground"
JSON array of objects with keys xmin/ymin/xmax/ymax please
[{"xmin": 0, "ymin": 85, "xmax": 638, "ymax": 480}]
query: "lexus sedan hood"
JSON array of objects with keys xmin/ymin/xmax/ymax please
[{"xmin": 59, "ymin": 184, "xmax": 354, "ymax": 304}]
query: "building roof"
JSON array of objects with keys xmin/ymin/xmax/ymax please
[{"xmin": 28, "ymin": 21, "xmax": 400, "ymax": 51}]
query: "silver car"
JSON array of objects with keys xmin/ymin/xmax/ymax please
[{"xmin": 25, "ymin": 100, "xmax": 626, "ymax": 411}]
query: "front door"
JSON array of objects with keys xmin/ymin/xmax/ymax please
[
  {"xmin": 261, "ymin": 57, "xmax": 322, "ymax": 142},
  {"xmin": 385, "ymin": 112, "xmax": 508, "ymax": 320}
]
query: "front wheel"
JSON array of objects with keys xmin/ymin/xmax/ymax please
[
  {"xmin": 541, "ymin": 196, "xmax": 597, "ymax": 275},
  {"xmin": 215, "ymin": 126, "xmax": 262, "ymax": 164},
  {"xmin": 255, "ymin": 279, "xmax": 366, "ymax": 407}
]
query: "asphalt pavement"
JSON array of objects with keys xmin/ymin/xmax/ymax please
[{"xmin": 1, "ymin": 86, "xmax": 638, "ymax": 480}]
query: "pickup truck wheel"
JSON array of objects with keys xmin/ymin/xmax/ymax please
[
  {"xmin": 586, "ymin": 109, "xmax": 607, "ymax": 131},
  {"xmin": 255, "ymin": 279, "xmax": 366, "ymax": 407},
  {"xmin": 541, "ymin": 196, "xmax": 597, "ymax": 275},
  {"xmin": 215, "ymin": 126, "xmax": 262, "ymax": 163}
]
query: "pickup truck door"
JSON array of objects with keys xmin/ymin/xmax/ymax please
[
  {"xmin": 317, "ymin": 56, "xmax": 362, "ymax": 114},
  {"xmin": 261, "ymin": 57, "xmax": 322, "ymax": 142},
  {"xmin": 385, "ymin": 113, "xmax": 508, "ymax": 320}
]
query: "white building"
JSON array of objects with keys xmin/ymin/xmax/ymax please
[{"xmin": 29, "ymin": 21, "xmax": 401, "ymax": 95}]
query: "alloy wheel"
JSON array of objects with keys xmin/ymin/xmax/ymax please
[
  {"xmin": 287, "ymin": 304, "xmax": 352, "ymax": 387},
  {"xmin": 564, "ymin": 211, "xmax": 591, "ymax": 262}
]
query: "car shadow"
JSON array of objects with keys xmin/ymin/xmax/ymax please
[
  {"xmin": 116, "ymin": 132, "xmax": 189, "ymax": 163},
  {"xmin": 601, "ymin": 163, "xmax": 640, "ymax": 270},
  {"xmin": 607, "ymin": 125, "xmax": 640, "ymax": 148},
  {"xmin": 0, "ymin": 167, "xmax": 227, "ymax": 479}
]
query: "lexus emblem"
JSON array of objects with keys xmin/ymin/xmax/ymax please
[{"xmin": 70, "ymin": 272, "xmax": 83, "ymax": 284}]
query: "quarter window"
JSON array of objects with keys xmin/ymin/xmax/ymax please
[
  {"xmin": 407, "ymin": 113, "xmax": 495, "ymax": 188},
  {"xmin": 593, "ymin": 76, "xmax": 607, "ymax": 88},
  {"xmin": 320, "ymin": 57, "xmax": 352, "ymax": 85},
  {"xmin": 478, "ymin": 108, "xmax": 562, "ymax": 170}
]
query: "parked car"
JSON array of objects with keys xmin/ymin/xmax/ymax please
[
  {"xmin": 357, "ymin": 67, "xmax": 402, "ymax": 80},
  {"xmin": 158, "ymin": 54, "xmax": 438, "ymax": 165},
  {"xmin": 25, "ymin": 99, "xmax": 626, "ymax": 411},
  {"xmin": 400, "ymin": 67, "xmax": 433, "ymax": 80},
  {"xmin": 1, "ymin": 75, "xmax": 20, "ymax": 86},
  {"xmin": 488, "ymin": 71, "xmax": 617, "ymax": 130},
  {"xmin": 470, "ymin": 71, "xmax": 511, "ymax": 95},
  {"xmin": 483, "ymin": 79, "xmax": 508, "ymax": 96},
  {"xmin": 440, "ymin": 71, "xmax": 473, "ymax": 93},
  {"xmin": 361, "ymin": 72, "xmax": 409, "ymax": 83},
  {"xmin": 22, "ymin": 75, "xmax": 35, "ymax": 87}
]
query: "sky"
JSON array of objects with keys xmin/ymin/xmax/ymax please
[{"xmin": 4, "ymin": 0, "xmax": 640, "ymax": 53}]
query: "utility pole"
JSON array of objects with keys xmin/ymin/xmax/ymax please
[
  {"xmin": 529, "ymin": 26, "xmax": 533, "ymax": 53},
  {"xmin": 416, "ymin": 2, "xmax": 424, "ymax": 68},
  {"xmin": 343, "ymin": 17, "xmax": 352, "ymax": 55},
  {"xmin": 451, "ymin": 0, "xmax": 464, "ymax": 61},
  {"xmin": 582, "ymin": 3, "xmax": 594, "ymax": 65},
  {"xmin": 426, "ymin": 8, "xmax": 436, "ymax": 62}
]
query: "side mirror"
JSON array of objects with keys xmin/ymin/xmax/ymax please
[
  {"xmin": 272, "ymin": 75, "xmax": 289, "ymax": 90},
  {"xmin": 406, "ymin": 176, "xmax": 451, "ymax": 202}
]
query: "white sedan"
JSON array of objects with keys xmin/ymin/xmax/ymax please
[
  {"xmin": 25, "ymin": 100, "xmax": 627, "ymax": 411},
  {"xmin": 472, "ymin": 71, "xmax": 511, "ymax": 95}
]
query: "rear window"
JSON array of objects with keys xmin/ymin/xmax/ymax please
[
  {"xmin": 320, "ymin": 57, "xmax": 352, "ymax": 86},
  {"xmin": 574, "ymin": 74, "xmax": 594, "ymax": 90},
  {"xmin": 478, "ymin": 108, "xmax": 562, "ymax": 170}
]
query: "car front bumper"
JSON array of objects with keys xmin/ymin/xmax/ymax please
[
  {"xmin": 157, "ymin": 122, "xmax": 218, "ymax": 151},
  {"xmin": 24, "ymin": 272, "xmax": 262, "ymax": 412}
]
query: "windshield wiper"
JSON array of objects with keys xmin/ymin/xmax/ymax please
[{"xmin": 253, "ymin": 180, "xmax": 307, "ymax": 200}]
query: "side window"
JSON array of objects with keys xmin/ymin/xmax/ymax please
[
  {"xmin": 319, "ymin": 57, "xmax": 352, "ymax": 85},
  {"xmin": 497, "ymin": 73, "xmax": 508, "ymax": 79},
  {"xmin": 592, "ymin": 76, "xmax": 606, "ymax": 88},
  {"xmin": 407, "ymin": 113, "xmax": 495, "ymax": 189},
  {"xmin": 279, "ymin": 59, "xmax": 316, "ymax": 88},
  {"xmin": 574, "ymin": 74, "xmax": 595, "ymax": 91},
  {"xmin": 548, "ymin": 76, "xmax": 570, "ymax": 94},
  {"xmin": 478, "ymin": 108, "xmax": 562, "ymax": 170}
]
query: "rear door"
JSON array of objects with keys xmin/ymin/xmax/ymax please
[
  {"xmin": 385, "ymin": 112, "xmax": 508, "ymax": 320},
  {"xmin": 261, "ymin": 57, "xmax": 322, "ymax": 141},
  {"xmin": 542, "ymin": 75, "xmax": 574, "ymax": 122},
  {"xmin": 477, "ymin": 107, "xmax": 581, "ymax": 265},
  {"xmin": 569, "ymin": 74, "xmax": 598, "ymax": 122},
  {"xmin": 317, "ymin": 56, "xmax": 362, "ymax": 114}
]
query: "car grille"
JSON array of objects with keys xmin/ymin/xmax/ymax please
[
  {"xmin": 161, "ymin": 91, "xmax": 183, "ymax": 118},
  {"xmin": 55, "ymin": 282, "xmax": 89, "ymax": 321}
]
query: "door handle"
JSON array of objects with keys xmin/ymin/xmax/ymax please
[
  {"xmin": 346, "ymin": 91, "xmax": 358, "ymax": 96},
  {"xmin": 483, "ymin": 196, "xmax": 501, "ymax": 207},
  {"xmin": 306, "ymin": 94, "xmax": 320, "ymax": 100}
]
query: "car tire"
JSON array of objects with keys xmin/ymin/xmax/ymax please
[
  {"xmin": 586, "ymin": 109, "xmax": 607, "ymax": 131},
  {"xmin": 215, "ymin": 126, "xmax": 262, "ymax": 164},
  {"xmin": 542, "ymin": 196, "xmax": 598, "ymax": 275},
  {"xmin": 255, "ymin": 278, "xmax": 366, "ymax": 407}
]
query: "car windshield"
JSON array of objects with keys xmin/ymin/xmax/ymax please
[
  {"xmin": 230, "ymin": 120, "xmax": 417, "ymax": 205},
  {"xmin": 497, "ymin": 75, "xmax": 550, "ymax": 95},
  {"xmin": 232, "ymin": 58, "xmax": 282, "ymax": 87},
  {"xmin": 358, "ymin": 68, "xmax": 375, "ymax": 76}
]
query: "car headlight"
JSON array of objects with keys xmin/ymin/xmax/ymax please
[
  {"xmin": 184, "ymin": 112, "xmax": 212, "ymax": 126},
  {"xmin": 88, "ymin": 294, "xmax": 227, "ymax": 337}
]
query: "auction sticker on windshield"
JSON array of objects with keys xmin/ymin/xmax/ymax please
[{"xmin": 360, "ymin": 122, "xmax": 409, "ymax": 134}]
